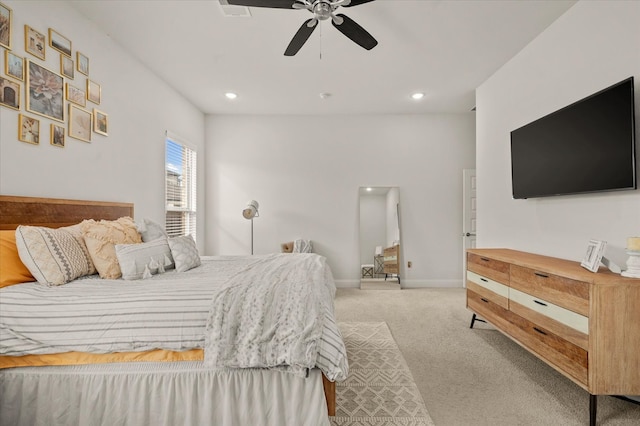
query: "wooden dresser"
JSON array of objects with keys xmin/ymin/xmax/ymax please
[
  {"xmin": 383, "ymin": 245, "xmax": 400, "ymax": 284},
  {"xmin": 466, "ymin": 248, "xmax": 640, "ymax": 426}
]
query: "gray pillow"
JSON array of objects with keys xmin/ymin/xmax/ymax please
[
  {"xmin": 136, "ymin": 218, "xmax": 168, "ymax": 243},
  {"xmin": 168, "ymin": 235, "xmax": 201, "ymax": 273},
  {"xmin": 115, "ymin": 238, "xmax": 174, "ymax": 280}
]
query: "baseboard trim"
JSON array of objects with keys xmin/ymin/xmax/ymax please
[
  {"xmin": 335, "ymin": 279, "xmax": 463, "ymax": 289},
  {"xmin": 335, "ymin": 279, "xmax": 360, "ymax": 288},
  {"xmin": 402, "ymin": 279, "xmax": 463, "ymax": 289}
]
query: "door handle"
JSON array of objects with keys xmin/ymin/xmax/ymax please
[{"xmin": 462, "ymin": 233, "xmax": 477, "ymax": 237}]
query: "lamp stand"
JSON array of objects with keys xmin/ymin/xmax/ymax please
[{"xmin": 250, "ymin": 218, "xmax": 254, "ymax": 255}]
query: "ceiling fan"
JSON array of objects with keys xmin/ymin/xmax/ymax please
[{"xmin": 227, "ymin": 0, "xmax": 378, "ymax": 56}]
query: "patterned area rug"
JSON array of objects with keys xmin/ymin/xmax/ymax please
[{"xmin": 332, "ymin": 322, "xmax": 435, "ymax": 426}]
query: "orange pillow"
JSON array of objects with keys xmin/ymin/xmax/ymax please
[{"xmin": 0, "ymin": 230, "xmax": 35, "ymax": 287}]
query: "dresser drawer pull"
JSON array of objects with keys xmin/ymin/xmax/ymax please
[
  {"xmin": 480, "ymin": 278, "xmax": 489, "ymax": 283},
  {"xmin": 533, "ymin": 300, "xmax": 548, "ymax": 307},
  {"xmin": 480, "ymin": 298, "xmax": 489, "ymax": 303},
  {"xmin": 534, "ymin": 272, "xmax": 549, "ymax": 278},
  {"xmin": 533, "ymin": 327, "xmax": 547, "ymax": 336},
  {"xmin": 480, "ymin": 257, "xmax": 490, "ymax": 262}
]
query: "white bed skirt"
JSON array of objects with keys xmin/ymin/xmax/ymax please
[{"xmin": 0, "ymin": 362, "xmax": 330, "ymax": 426}]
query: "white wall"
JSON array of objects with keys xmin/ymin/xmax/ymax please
[
  {"xmin": 476, "ymin": 0, "xmax": 640, "ymax": 266},
  {"xmin": 0, "ymin": 1, "xmax": 206, "ymax": 249},
  {"xmin": 205, "ymin": 114, "xmax": 476, "ymax": 287}
]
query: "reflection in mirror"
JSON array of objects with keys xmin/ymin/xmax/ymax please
[{"xmin": 359, "ymin": 186, "xmax": 401, "ymax": 289}]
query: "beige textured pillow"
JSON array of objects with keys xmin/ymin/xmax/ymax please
[
  {"xmin": 81, "ymin": 217, "xmax": 142, "ymax": 279},
  {"xmin": 15, "ymin": 224, "xmax": 96, "ymax": 286}
]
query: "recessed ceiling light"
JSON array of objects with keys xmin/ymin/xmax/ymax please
[
  {"xmin": 319, "ymin": 92, "xmax": 332, "ymax": 99},
  {"xmin": 225, "ymin": 92, "xmax": 238, "ymax": 100},
  {"xmin": 366, "ymin": 187, "xmax": 373, "ymax": 192},
  {"xmin": 411, "ymin": 92, "xmax": 425, "ymax": 100}
]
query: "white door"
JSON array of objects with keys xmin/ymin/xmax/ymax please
[{"xmin": 462, "ymin": 169, "xmax": 477, "ymax": 287}]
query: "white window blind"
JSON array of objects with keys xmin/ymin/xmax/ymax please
[{"xmin": 165, "ymin": 133, "xmax": 197, "ymax": 239}]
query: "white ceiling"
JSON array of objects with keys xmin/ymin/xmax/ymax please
[{"xmin": 68, "ymin": 0, "xmax": 576, "ymax": 115}]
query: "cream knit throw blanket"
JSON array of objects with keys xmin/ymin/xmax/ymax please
[{"xmin": 204, "ymin": 253, "xmax": 333, "ymax": 377}]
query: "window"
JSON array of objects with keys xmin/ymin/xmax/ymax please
[{"xmin": 165, "ymin": 132, "xmax": 197, "ymax": 239}]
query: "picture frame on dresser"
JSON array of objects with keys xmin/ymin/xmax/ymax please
[{"xmin": 580, "ymin": 239, "xmax": 606, "ymax": 273}]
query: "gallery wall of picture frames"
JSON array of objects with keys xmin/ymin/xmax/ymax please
[{"xmin": 0, "ymin": 1, "xmax": 108, "ymax": 149}]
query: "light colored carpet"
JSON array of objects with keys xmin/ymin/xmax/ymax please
[
  {"xmin": 334, "ymin": 288, "xmax": 640, "ymax": 426},
  {"xmin": 331, "ymin": 322, "xmax": 434, "ymax": 426}
]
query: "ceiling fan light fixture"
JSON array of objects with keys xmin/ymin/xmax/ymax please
[
  {"xmin": 313, "ymin": 2, "xmax": 333, "ymax": 20},
  {"xmin": 411, "ymin": 92, "xmax": 425, "ymax": 100},
  {"xmin": 225, "ymin": 92, "xmax": 238, "ymax": 99}
]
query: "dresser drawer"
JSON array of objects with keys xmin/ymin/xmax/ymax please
[
  {"xmin": 467, "ymin": 253, "xmax": 509, "ymax": 285},
  {"xmin": 509, "ymin": 288, "xmax": 589, "ymax": 350},
  {"xmin": 510, "ymin": 265, "xmax": 589, "ymax": 316},
  {"xmin": 467, "ymin": 289, "xmax": 511, "ymax": 329},
  {"xmin": 467, "ymin": 271, "xmax": 509, "ymax": 309},
  {"xmin": 507, "ymin": 313, "xmax": 588, "ymax": 388}
]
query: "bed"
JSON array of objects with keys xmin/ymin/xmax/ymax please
[{"xmin": 0, "ymin": 195, "xmax": 346, "ymax": 426}]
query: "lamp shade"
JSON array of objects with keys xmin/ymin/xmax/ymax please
[{"xmin": 242, "ymin": 200, "xmax": 259, "ymax": 220}]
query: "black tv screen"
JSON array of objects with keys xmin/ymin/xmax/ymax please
[{"xmin": 511, "ymin": 77, "xmax": 636, "ymax": 199}]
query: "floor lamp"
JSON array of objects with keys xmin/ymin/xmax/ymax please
[{"xmin": 242, "ymin": 200, "xmax": 259, "ymax": 255}]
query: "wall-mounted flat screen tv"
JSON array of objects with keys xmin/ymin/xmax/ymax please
[{"xmin": 511, "ymin": 77, "xmax": 636, "ymax": 199}]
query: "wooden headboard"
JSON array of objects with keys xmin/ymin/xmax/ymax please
[{"xmin": 0, "ymin": 195, "xmax": 134, "ymax": 230}]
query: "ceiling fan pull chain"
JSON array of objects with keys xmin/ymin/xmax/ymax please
[{"xmin": 320, "ymin": 22, "xmax": 323, "ymax": 60}]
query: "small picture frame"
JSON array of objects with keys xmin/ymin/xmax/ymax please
[
  {"xmin": 4, "ymin": 50, "xmax": 24, "ymax": 80},
  {"xmin": 26, "ymin": 60, "xmax": 64, "ymax": 122},
  {"xmin": 48, "ymin": 28, "xmax": 71, "ymax": 57},
  {"xmin": 93, "ymin": 108, "xmax": 108, "ymax": 136},
  {"xmin": 68, "ymin": 104, "xmax": 91, "ymax": 142},
  {"xmin": 50, "ymin": 123, "xmax": 65, "ymax": 148},
  {"xmin": 0, "ymin": 76, "xmax": 20, "ymax": 110},
  {"xmin": 0, "ymin": 2, "xmax": 12, "ymax": 50},
  {"xmin": 18, "ymin": 114, "xmax": 40, "ymax": 145},
  {"xmin": 76, "ymin": 51, "xmax": 89, "ymax": 76},
  {"xmin": 60, "ymin": 55, "xmax": 74, "ymax": 79},
  {"xmin": 580, "ymin": 239, "xmax": 607, "ymax": 273},
  {"xmin": 24, "ymin": 25, "xmax": 46, "ymax": 60},
  {"xmin": 65, "ymin": 83, "xmax": 86, "ymax": 107},
  {"xmin": 87, "ymin": 79, "xmax": 101, "ymax": 104}
]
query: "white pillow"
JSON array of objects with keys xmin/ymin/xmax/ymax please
[
  {"xmin": 168, "ymin": 235, "xmax": 201, "ymax": 273},
  {"xmin": 136, "ymin": 218, "xmax": 168, "ymax": 242},
  {"xmin": 293, "ymin": 239, "xmax": 313, "ymax": 253},
  {"xmin": 115, "ymin": 238, "xmax": 175, "ymax": 280}
]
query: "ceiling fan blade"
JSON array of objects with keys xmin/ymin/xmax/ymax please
[
  {"xmin": 341, "ymin": 0, "xmax": 376, "ymax": 7},
  {"xmin": 284, "ymin": 19, "xmax": 318, "ymax": 56},
  {"xmin": 331, "ymin": 13, "xmax": 378, "ymax": 50},
  {"xmin": 226, "ymin": 0, "xmax": 298, "ymax": 9}
]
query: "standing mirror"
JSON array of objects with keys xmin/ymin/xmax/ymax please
[{"xmin": 358, "ymin": 186, "xmax": 401, "ymax": 289}]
